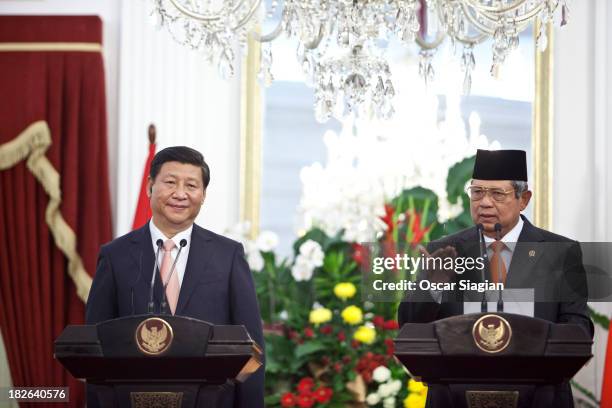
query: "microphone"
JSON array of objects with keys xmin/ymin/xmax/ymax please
[
  {"xmin": 476, "ymin": 224, "xmax": 488, "ymax": 313},
  {"xmin": 148, "ymin": 239, "xmax": 163, "ymax": 314},
  {"xmin": 494, "ymin": 223, "xmax": 504, "ymax": 312},
  {"xmin": 160, "ymin": 239, "xmax": 188, "ymax": 315}
]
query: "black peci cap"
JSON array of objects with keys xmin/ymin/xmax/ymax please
[{"xmin": 472, "ymin": 149, "xmax": 528, "ymax": 181}]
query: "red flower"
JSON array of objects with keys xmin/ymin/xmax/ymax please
[
  {"xmin": 333, "ymin": 362, "xmax": 343, "ymax": 373},
  {"xmin": 337, "ymin": 331, "xmax": 346, "ymax": 341},
  {"xmin": 342, "ymin": 355, "xmax": 352, "ymax": 364},
  {"xmin": 297, "ymin": 377, "xmax": 314, "ymax": 395},
  {"xmin": 372, "ymin": 315, "xmax": 385, "ymax": 328},
  {"xmin": 409, "ymin": 210, "xmax": 432, "ymax": 246},
  {"xmin": 281, "ymin": 392, "xmax": 297, "ymax": 407},
  {"xmin": 383, "ymin": 320, "xmax": 399, "ymax": 330},
  {"xmin": 384, "ymin": 338, "xmax": 395, "ymax": 355},
  {"xmin": 297, "ymin": 394, "xmax": 315, "ymax": 408},
  {"xmin": 381, "ymin": 204, "xmax": 395, "ymax": 232},
  {"xmin": 313, "ymin": 386, "xmax": 333, "ymax": 403},
  {"xmin": 288, "ymin": 330, "xmax": 299, "ymax": 341},
  {"xmin": 351, "ymin": 339, "xmax": 360, "ymax": 349},
  {"xmin": 355, "ymin": 352, "xmax": 386, "ymax": 384},
  {"xmin": 304, "ymin": 327, "xmax": 315, "ymax": 338},
  {"xmin": 319, "ymin": 325, "xmax": 333, "ymax": 335},
  {"xmin": 352, "ymin": 242, "xmax": 368, "ymax": 266}
]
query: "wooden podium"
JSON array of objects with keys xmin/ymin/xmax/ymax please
[
  {"xmin": 54, "ymin": 315, "xmax": 263, "ymax": 408},
  {"xmin": 394, "ymin": 313, "xmax": 592, "ymax": 408}
]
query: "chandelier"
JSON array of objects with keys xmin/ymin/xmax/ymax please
[{"xmin": 151, "ymin": 0, "xmax": 568, "ymax": 121}]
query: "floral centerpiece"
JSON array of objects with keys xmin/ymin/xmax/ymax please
[{"xmin": 228, "ymin": 156, "xmax": 478, "ymax": 407}]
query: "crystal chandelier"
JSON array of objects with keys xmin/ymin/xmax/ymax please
[{"xmin": 151, "ymin": 0, "xmax": 568, "ymax": 121}]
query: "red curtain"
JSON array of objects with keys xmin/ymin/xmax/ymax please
[{"xmin": 0, "ymin": 16, "xmax": 112, "ymax": 407}]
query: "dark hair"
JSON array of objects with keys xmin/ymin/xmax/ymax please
[{"xmin": 149, "ymin": 146, "xmax": 210, "ymax": 188}]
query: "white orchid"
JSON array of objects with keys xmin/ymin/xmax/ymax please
[
  {"xmin": 297, "ymin": 77, "xmax": 500, "ymax": 243},
  {"xmin": 291, "ymin": 256, "xmax": 315, "ymax": 282},
  {"xmin": 256, "ymin": 230, "xmax": 279, "ymax": 252},
  {"xmin": 246, "ymin": 248, "xmax": 264, "ymax": 271},
  {"xmin": 298, "ymin": 240, "xmax": 324, "ymax": 267}
]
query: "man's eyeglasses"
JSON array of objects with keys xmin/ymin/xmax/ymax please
[{"xmin": 466, "ymin": 186, "xmax": 515, "ymax": 202}]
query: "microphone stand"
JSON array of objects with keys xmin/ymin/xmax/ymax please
[
  {"xmin": 477, "ymin": 224, "xmax": 488, "ymax": 313},
  {"xmin": 495, "ymin": 223, "xmax": 504, "ymax": 312},
  {"xmin": 148, "ymin": 240, "xmax": 163, "ymax": 314}
]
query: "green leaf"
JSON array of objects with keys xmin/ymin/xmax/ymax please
[
  {"xmin": 446, "ymin": 155, "xmax": 476, "ymax": 204},
  {"xmin": 570, "ymin": 380, "xmax": 599, "ymax": 407},
  {"xmin": 264, "ymin": 394, "xmax": 280, "ymax": 406},
  {"xmin": 295, "ymin": 341, "xmax": 327, "ymax": 359},
  {"xmin": 589, "ymin": 306, "xmax": 610, "ymax": 330}
]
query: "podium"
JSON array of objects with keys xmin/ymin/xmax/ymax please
[
  {"xmin": 394, "ymin": 313, "xmax": 592, "ymax": 408},
  {"xmin": 54, "ymin": 315, "xmax": 263, "ymax": 408}
]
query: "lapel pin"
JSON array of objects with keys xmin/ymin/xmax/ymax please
[{"xmin": 528, "ymin": 249, "xmax": 536, "ymax": 257}]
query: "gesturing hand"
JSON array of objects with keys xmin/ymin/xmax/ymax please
[{"xmin": 415, "ymin": 245, "xmax": 458, "ymax": 284}]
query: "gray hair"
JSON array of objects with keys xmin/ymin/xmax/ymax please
[{"xmin": 510, "ymin": 180, "xmax": 529, "ymax": 198}]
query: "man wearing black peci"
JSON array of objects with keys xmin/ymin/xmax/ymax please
[
  {"xmin": 397, "ymin": 149, "xmax": 593, "ymax": 408},
  {"xmin": 86, "ymin": 146, "xmax": 264, "ymax": 407}
]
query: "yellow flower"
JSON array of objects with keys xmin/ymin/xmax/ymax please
[
  {"xmin": 309, "ymin": 307, "xmax": 332, "ymax": 325},
  {"xmin": 334, "ymin": 282, "xmax": 357, "ymax": 300},
  {"xmin": 353, "ymin": 325, "xmax": 376, "ymax": 344},
  {"xmin": 408, "ymin": 379, "xmax": 427, "ymax": 394},
  {"xmin": 341, "ymin": 305, "xmax": 363, "ymax": 325},
  {"xmin": 404, "ymin": 392, "xmax": 427, "ymax": 408}
]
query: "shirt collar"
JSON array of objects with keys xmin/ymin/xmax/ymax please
[
  {"xmin": 149, "ymin": 219, "xmax": 193, "ymax": 250},
  {"xmin": 483, "ymin": 216, "xmax": 524, "ymax": 252}
]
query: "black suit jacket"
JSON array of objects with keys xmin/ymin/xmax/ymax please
[
  {"xmin": 397, "ymin": 216, "xmax": 593, "ymax": 407},
  {"xmin": 86, "ymin": 222, "xmax": 265, "ymax": 408}
]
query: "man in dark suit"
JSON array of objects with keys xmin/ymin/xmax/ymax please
[
  {"xmin": 86, "ymin": 146, "xmax": 264, "ymax": 407},
  {"xmin": 397, "ymin": 149, "xmax": 593, "ymax": 407}
]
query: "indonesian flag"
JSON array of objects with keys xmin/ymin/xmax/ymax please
[
  {"xmin": 602, "ymin": 326, "xmax": 612, "ymax": 407},
  {"xmin": 132, "ymin": 141, "xmax": 156, "ymax": 229}
]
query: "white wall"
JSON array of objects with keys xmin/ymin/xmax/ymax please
[
  {"xmin": 115, "ymin": 1, "xmax": 242, "ymax": 237},
  {"xmin": 554, "ymin": 0, "xmax": 612, "ymax": 400}
]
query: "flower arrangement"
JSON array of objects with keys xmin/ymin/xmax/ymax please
[{"xmin": 228, "ymin": 156, "xmax": 476, "ymax": 406}]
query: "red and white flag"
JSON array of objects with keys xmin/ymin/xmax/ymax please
[{"xmin": 132, "ymin": 141, "xmax": 156, "ymax": 229}]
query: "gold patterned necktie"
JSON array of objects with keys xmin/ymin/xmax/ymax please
[
  {"xmin": 490, "ymin": 240, "xmax": 507, "ymax": 284},
  {"xmin": 160, "ymin": 239, "xmax": 179, "ymax": 314}
]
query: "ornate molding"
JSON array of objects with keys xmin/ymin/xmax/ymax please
[
  {"xmin": 533, "ymin": 19, "xmax": 554, "ymax": 230},
  {"xmin": 239, "ymin": 33, "xmax": 262, "ymax": 239}
]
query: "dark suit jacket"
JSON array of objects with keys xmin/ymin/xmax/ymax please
[
  {"xmin": 397, "ymin": 216, "xmax": 593, "ymax": 408},
  {"xmin": 86, "ymin": 222, "xmax": 265, "ymax": 408}
]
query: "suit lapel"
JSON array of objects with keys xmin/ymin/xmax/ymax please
[
  {"xmin": 175, "ymin": 224, "xmax": 214, "ymax": 315},
  {"xmin": 506, "ymin": 217, "xmax": 545, "ymax": 287}
]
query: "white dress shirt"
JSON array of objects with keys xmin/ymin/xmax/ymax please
[{"xmin": 149, "ymin": 219, "xmax": 193, "ymax": 288}]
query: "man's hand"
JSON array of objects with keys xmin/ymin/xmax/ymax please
[{"xmin": 416, "ymin": 245, "xmax": 458, "ymax": 284}]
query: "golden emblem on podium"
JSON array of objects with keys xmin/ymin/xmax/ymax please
[
  {"xmin": 135, "ymin": 317, "xmax": 174, "ymax": 355},
  {"xmin": 472, "ymin": 314, "xmax": 512, "ymax": 354}
]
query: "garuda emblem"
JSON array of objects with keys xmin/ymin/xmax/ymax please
[
  {"xmin": 472, "ymin": 314, "xmax": 511, "ymax": 353},
  {"xmin": 135, "ymin": 317, "xmax": 173, "ymax": 355}
]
